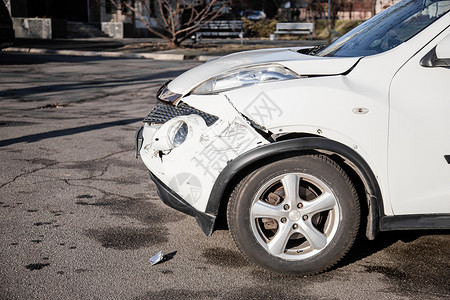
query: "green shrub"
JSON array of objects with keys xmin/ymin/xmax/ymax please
[{"xmin": 242, "ymin": 18, "xmax": 278, "ymax": 38}]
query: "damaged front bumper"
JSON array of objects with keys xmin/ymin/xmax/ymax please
[
  {"xmin": 136, "ymin": 120, "xmax": 217, "ymax": 236},
  {"xmin": 136, "ymin": 97, "xmax": 268, "ymax": 235},
  {"xmin": 149, "ymin": 172, "xmax": 216, "ymax": 236}
]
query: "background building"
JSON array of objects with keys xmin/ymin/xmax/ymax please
[{"xmin": 3, "ymin": 0, "xmax": 401, "ymax": 39}]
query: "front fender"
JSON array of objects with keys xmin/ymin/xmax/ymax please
[{"xmin": 207, "ymin": 137, "xmax": 383, "ymax": 239}]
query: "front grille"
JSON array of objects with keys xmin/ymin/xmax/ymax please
[{"xmin": 143, "ymin": 101, "xmax": 219, "ymax": 126}]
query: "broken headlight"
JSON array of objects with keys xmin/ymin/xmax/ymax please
[
  {"xmin": 192, "ymin": 64, "xmax": 300, "ymax": 95},
  {"xmin": 149, "ymin": 115, "xmax": 205, "ymax": 153},
  {"xmin": 169, "ymin": 121, "xmax": 189, "ymax": 147}
]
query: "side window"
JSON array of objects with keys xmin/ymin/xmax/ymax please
[{"xmin": 393, "ymin": 1, "xmax": 450, "ymax": 42}]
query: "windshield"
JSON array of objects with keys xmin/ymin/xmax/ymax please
[{"xmin": 318, "ymin": 0, "xmax": 450, "ymax": 57}]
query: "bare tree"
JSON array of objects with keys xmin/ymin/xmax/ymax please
[
  {"xmin": 107, "ymin": 0, "xmax": 229, "ymax": 48},
  {"xmin": 305, "ymin": 0, "xmax": 348, "ymax": 31},
  {"xmin": 329, "ymin": 0, "xmax": 347, "ymax": 28}
]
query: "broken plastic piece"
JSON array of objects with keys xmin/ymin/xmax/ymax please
[{"xmin": 150, "ymin": 251, "xmax": 164, "ymax": 266}]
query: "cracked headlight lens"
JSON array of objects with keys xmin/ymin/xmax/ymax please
[
  {"xmin": 192, "ymin": 64, "xmax": 300, "ymax": 95},
  {"xmin": 168, "ymin": 121, "xmax": 189, "ymax": 147}
]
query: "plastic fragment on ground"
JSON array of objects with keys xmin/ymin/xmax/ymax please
[{"xmin": 150, "ymin": 251, "xmax": 164, "ymax": 266}]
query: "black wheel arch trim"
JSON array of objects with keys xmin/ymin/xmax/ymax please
[{"xmin": 206, "ymin": 137, "xmax": 384, "ymax": 239}]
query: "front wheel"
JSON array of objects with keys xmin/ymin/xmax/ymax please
[{"xmin": 227, "ymin": 155, "xmax": 360, "ymax": 275}]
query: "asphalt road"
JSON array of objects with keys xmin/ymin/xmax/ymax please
[{"xmin": 0, "ymin": 52, "xmax": 449, "ymax": 300}]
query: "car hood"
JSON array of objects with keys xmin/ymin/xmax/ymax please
[{"xmin": 168, "ymin": 47, "xmax": 361, "ymax": 95}]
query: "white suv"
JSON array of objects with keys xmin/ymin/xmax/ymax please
[{"xmin": 136, "ymin": 0, "xmax": 450, "ymax": 275}]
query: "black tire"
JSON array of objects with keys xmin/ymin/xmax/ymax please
[{"xmin": 227, "ymin": 155, "xmax": 360, "ymax": 275}]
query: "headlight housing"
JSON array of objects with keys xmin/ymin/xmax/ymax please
[
  {"xmin": 168, "ymin": 121, "xmax": 189, "ymax": 147},
  {"xmin": 157, "ymin": 80, "xmax": 183, "ymax": 104},
  {"xmin": 148, "ymin": 115, "xmax": 206, "ymax": 153},
  {"xmin": 192, "ymin": 64, "xmax": 300, "ymax": 95}
]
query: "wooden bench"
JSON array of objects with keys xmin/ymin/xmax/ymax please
[
  {"xmin": 193, "ymin": 20, "xmax": 244, "ymax": 43},
  {"xmin": 273, "ymin": 22, "xmax": 314, "ymax": 40}
]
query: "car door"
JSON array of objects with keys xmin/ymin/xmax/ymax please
[{"xmin": 389, "ymin": 29, "xmax": 450, "ymax": 215}]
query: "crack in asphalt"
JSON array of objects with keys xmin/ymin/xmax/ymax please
[
  {"xmin": 63, "ymin": 180, "xmax": 141, "ymax": 202},
  {"xmin": 59, "ymin": 148, "xmax": 143, "ymax": 201},
  {"xmin": 0, "ymin": 163, "xmax": 59, "ymax": 189},
  {"xmin": 0, "ymin": 149, "xmax": 132, "ymax": 189}
]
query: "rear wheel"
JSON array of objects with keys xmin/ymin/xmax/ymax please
[{"xmin": 227, "ymin": 155, "xmax": 360, "ymax": 275}]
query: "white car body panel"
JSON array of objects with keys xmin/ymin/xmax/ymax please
[
  {"xmin": 389, "ymin": 29, "xmax": 450, "ymax": 214},
  {"xmin": 140, "ymin": 9, "xmax": 450, "ymax": 217},
  {"xmin": 223, "ymin": 73, "xmax": 391, "ymax": 214},
  {"xmin": 168, "ymin": 48, "xmax": 361, "ymax": 95},
  {"xmin": 436, "ymin": 33, "xmax": 450, "ymax": 57}
]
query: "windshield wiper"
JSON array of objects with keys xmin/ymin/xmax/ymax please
[{"xmin": 297, "ymin": 44, "xmax": 327, "ymax": 56}]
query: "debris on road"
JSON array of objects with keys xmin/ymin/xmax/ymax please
[{"xmin": 150, "ymin": 251, "xmax": 164, "ymax": 266}]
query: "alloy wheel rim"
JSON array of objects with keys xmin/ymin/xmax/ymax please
[{"xmin": 250, "ymin": 172, "xmax": 340, "ymax": 260}]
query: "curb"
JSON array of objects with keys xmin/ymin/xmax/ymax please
[
  {"xmin": 197, "ymin": 55, "xmax": 220, "ymax": 61},
  {"xmin": 3, "ymin": 47, "xmax": 218, "ymax": 61}
]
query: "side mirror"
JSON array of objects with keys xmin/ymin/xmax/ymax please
[{"xmin": 420, "ymin": 34, "xmax": 450, "ymax": 67}]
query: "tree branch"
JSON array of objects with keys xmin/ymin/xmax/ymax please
[
  {"xmin": 120, "ymin": 1, "xmax": 171, "ymax": 43},
  {"xmin": 106, "ymin": 0, "xmax": 229, "ymax": 47}
]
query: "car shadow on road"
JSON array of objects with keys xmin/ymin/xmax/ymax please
[
  {"xmin": 0, "ymin": 118, "xmax": 141, "ymax": 147},
  {"xmin": 338, "ymin": 229, "xmax": 450, "ymax": 268},
  {"xmin": 0, "ymin": 70, "xmax": 184, "ymax": 101},
  {"xmin": 0, "ymin": 52, "xmax": 121, "ymax": 65}
]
